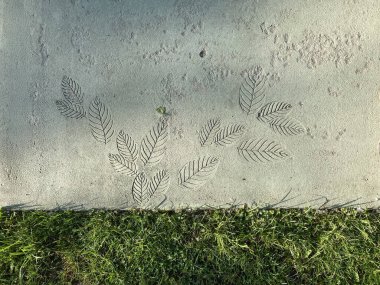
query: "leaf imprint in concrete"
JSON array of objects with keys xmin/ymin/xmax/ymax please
[
  {"xmin": 257, "ymin": 101, "xmax": 292, "ymax": 123},
  {"xmin": 56, "ymin": 76, "xmax": 86, "ymax": 119},
  {"xmin": 149, "ymin": 170, "xmax": 170, "ymax": 197},
  {"xmin": 214, "ymin": 124, "xmax": 246, "ymax": 146},
  {"xmin": 132, "ymin": 171, "xmax": 170, "ymax": 206},
  {"xmin": 108, "ymin": 154, "xmax": 138, "ymax": 176},
  {"xmin": 237, "ymin": 139, "xmax": 290, "ymax": 163},
  {"xmin": 199, "ymin": 118, "xmax": 221, "ymax": 146},
  {"xmin": 56, "ymin": 99, "xmax": 86, "ymax": 119},
  {"xmin": 61, "ymin": 75, "xmax": 84, "ymax": 105},
  {"xmin": 116, "ymin": 130, "xmax": 139, "ymax": 162},
  {"xmin": 239, "ymin": 72, "xmax": 267, "ymax": 115},
  {"xmin": 140, "ymin": 118, "xmax": 169, "ymax": 167},
  {"xmin": 178, "ymin": 156, "xmax": 219, "ymax": 190},
  {"xmin": 88, "ymin": 97, "xmax": 115, "ymax": 144},
  {"xmin": 132, "ymin": 172, "xmax": 149, "ymax": 205},
  {"xmin": 269, "ymin": 117, "xmax": 305, "ymax": 136}
]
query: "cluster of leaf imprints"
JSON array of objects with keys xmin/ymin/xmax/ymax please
[
  {"xmin": 56, "ymin": 76, "xmax": 170, "ymax": 206},
  {"xmin": 55, "ymin": 69, "xmax": 307, "ymax": 206},
  {"xmin": 198, "ymin": 67, "xmax": 305, "ymax": 163}
]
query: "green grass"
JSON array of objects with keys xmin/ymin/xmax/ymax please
[{"xmin": 0, "ymin": 208, "xmax": 379, "ymax": 284}]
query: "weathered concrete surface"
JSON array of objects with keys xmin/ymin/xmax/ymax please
[{"xmin": 0, "ymin": 0, "xmax": 379, "ymax": 209}]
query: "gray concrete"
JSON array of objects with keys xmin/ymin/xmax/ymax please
[{"xmin": 0, "ymin": 0, "xmax": 379, "ymax": 209}]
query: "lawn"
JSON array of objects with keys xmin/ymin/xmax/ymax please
[{"xmin": 0, "ymin": 208, "xmax": 379, "ymax": 284}]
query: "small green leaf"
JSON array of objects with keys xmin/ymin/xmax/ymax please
[{"xmin": 156, "ymin": 106, "xmax": 167, "ymax": 115}]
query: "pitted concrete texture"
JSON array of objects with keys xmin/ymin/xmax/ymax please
[{"xmin": 0, "ymin": 0, "xmax": 379, "ymax": 209}]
